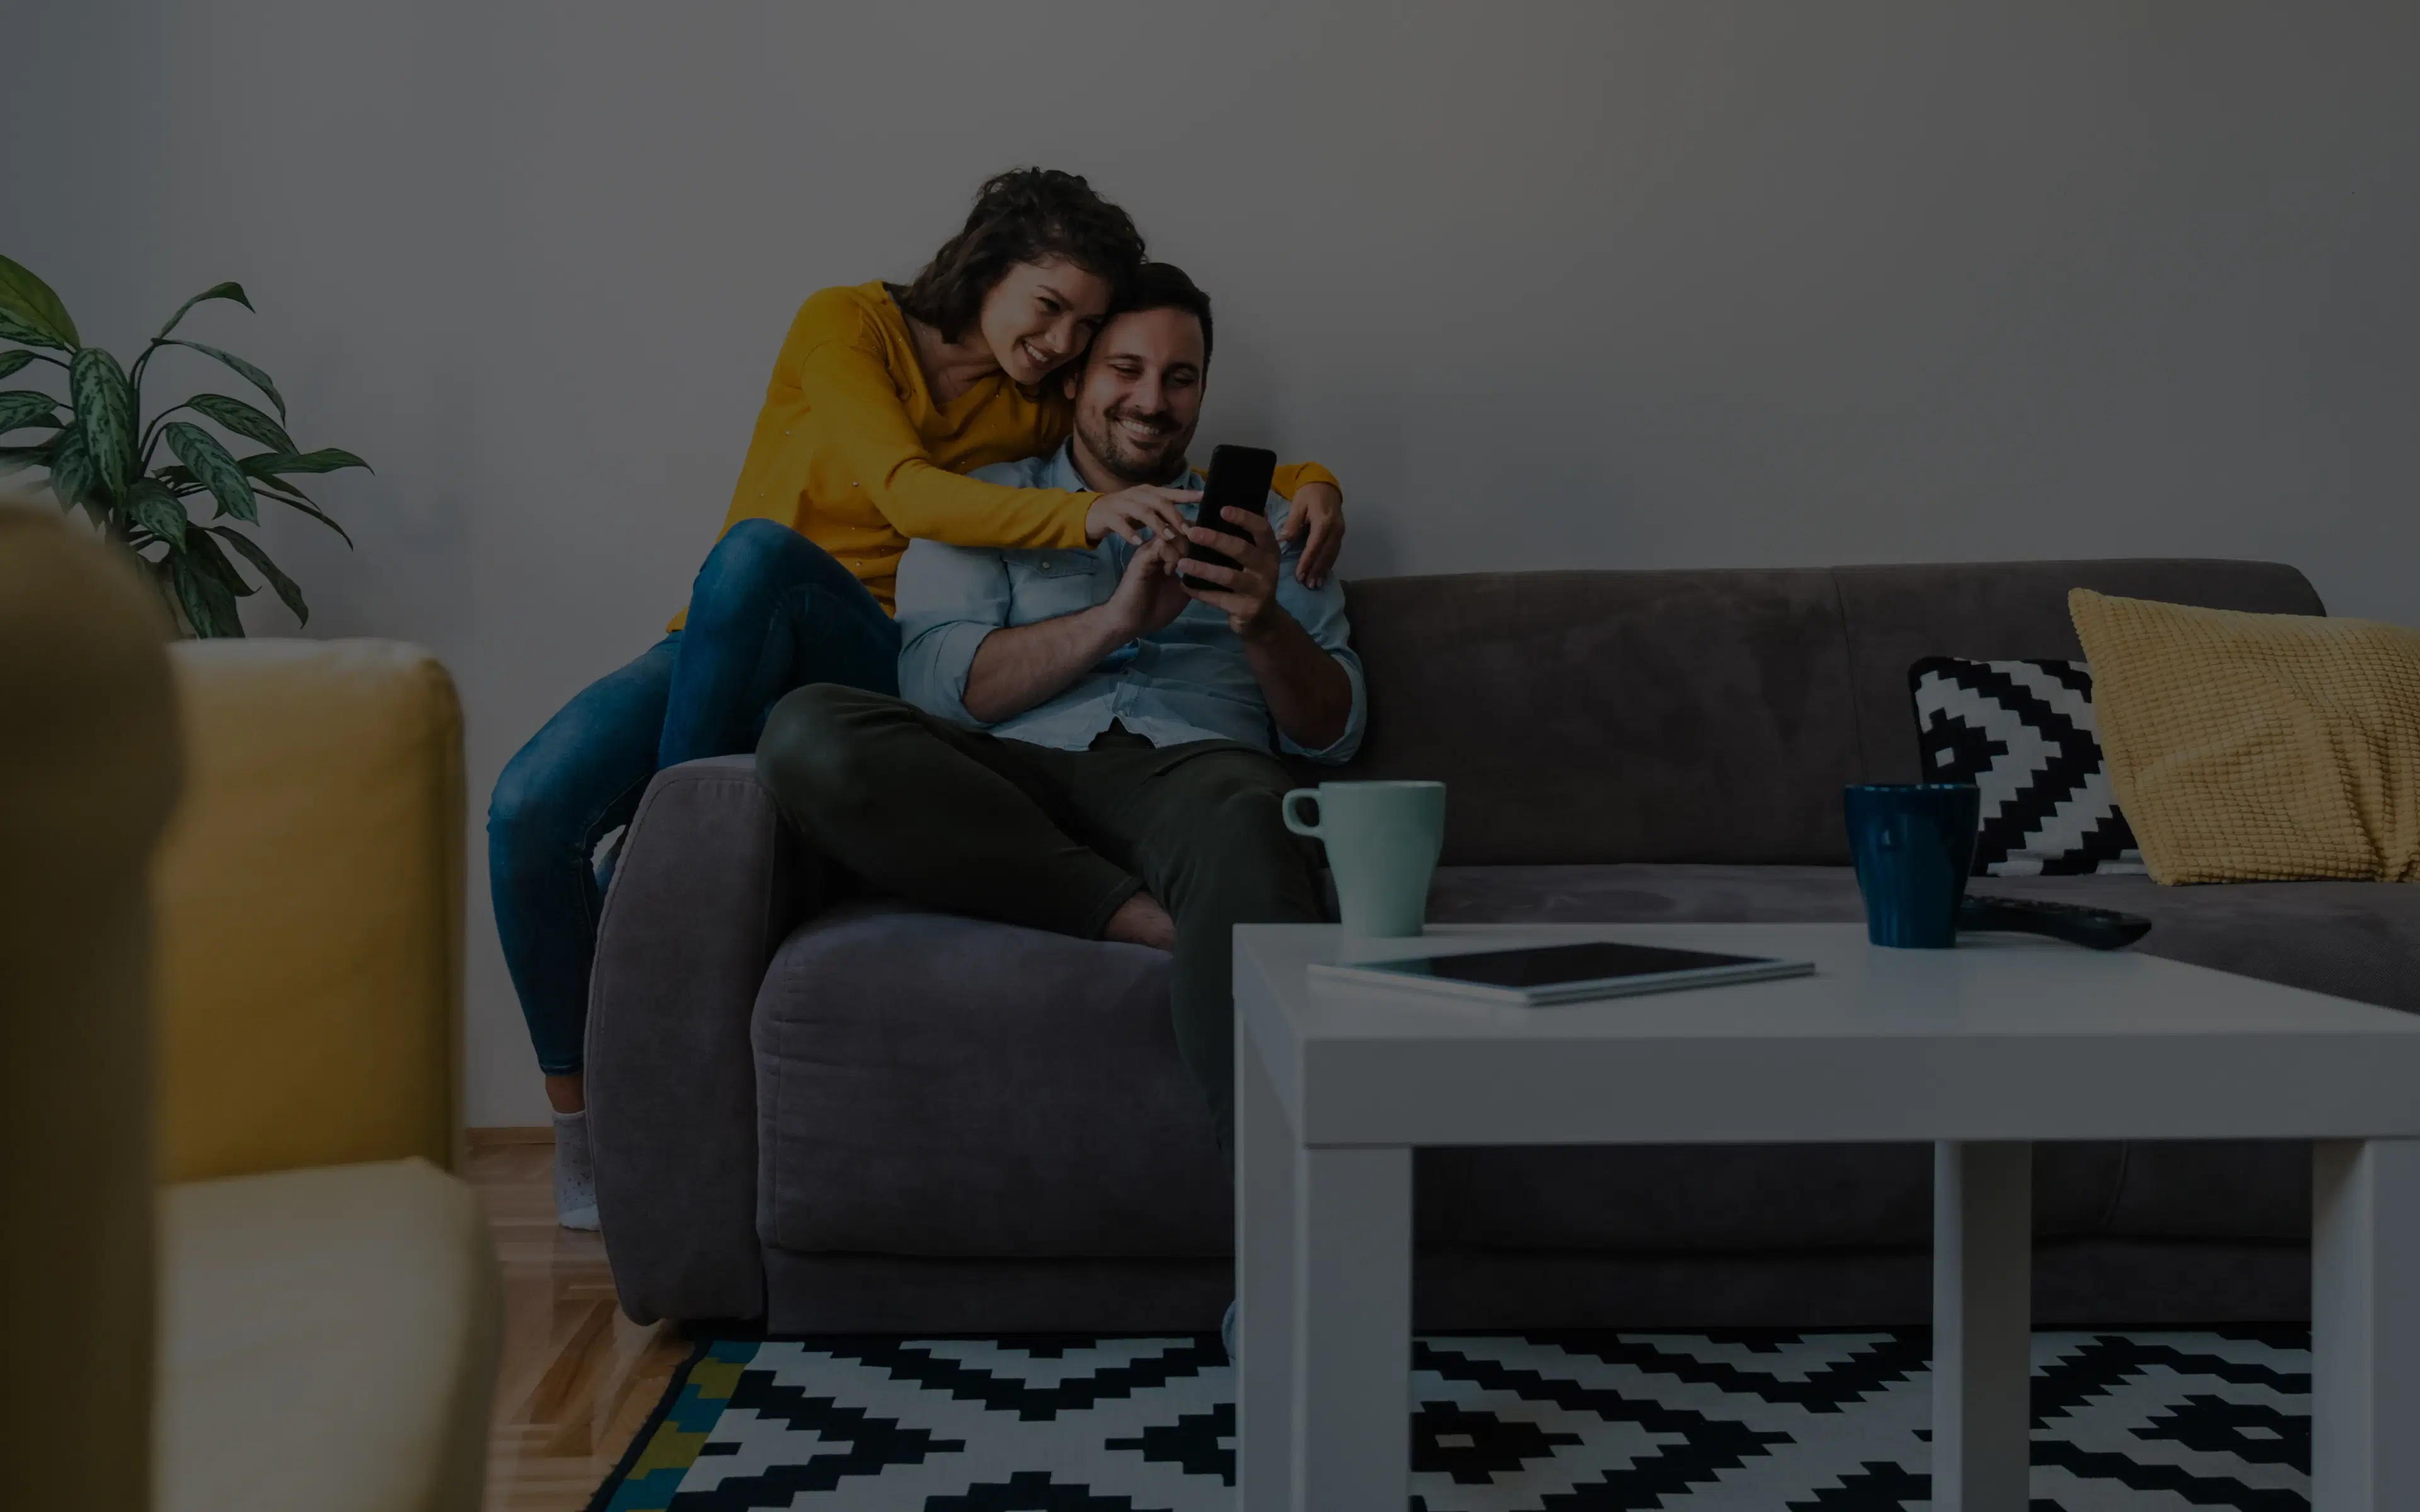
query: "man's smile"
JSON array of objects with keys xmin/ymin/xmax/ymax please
[{"xmin": 1109, "ymin": 406, "xmax": 1177, "ymax": 446}]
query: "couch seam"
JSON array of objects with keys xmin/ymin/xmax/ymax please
[
  {"xmin": 2099, "ymin": 1142, "xmax": 2133, "ymax": 1236},
  {"xmin": 1830, "ymin": 568, "xmax": 1871, "ymax": 779}
]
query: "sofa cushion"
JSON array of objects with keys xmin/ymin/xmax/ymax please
[
  {"xmin": 753, "ymin": 901, "xmax": 1230, "ymax": 1259},
  {"xmin": 1329, "ymin": 570, "xmax": 1864, "ymax": 867},
  {"xmin": 156, "ymin": 1159, "xmax": 500, "ymax": 1512}
]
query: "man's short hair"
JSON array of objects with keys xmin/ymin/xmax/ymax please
[{"xmin": 1112, "ymin": 261, "xmax": 1213, "ymax": 368}]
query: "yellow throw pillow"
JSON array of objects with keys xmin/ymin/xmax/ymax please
[{"xmin": 2068, "ymin": 588, "xmax": 2420, "ymax": 883}]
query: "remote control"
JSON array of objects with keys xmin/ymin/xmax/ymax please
[{"xmin": 1959, "ymin": 893, "xmax": 2152, "ymax": 951}]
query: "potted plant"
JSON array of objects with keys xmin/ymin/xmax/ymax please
[{"xmin": 0, "ymin": 254, "xmax": 369, "ymax": 636}]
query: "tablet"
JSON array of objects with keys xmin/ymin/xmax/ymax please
[{"xmin": 1307, "ymin": 940, "xmax": 1814, "ymax": 1005}]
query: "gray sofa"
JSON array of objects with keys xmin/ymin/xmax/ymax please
[{"xmin": 589, "ymin": 557, "xmax": 2419, "ymax": 1334}]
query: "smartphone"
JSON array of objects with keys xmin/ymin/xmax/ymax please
[{"xmin": 1184, "ymin": 444, "xmax": 1277, "ymax": 573}]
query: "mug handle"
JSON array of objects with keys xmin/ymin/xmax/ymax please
[{"xmin": 1282, "ymin": 789, "xmax": 1323, "ymax": 839}]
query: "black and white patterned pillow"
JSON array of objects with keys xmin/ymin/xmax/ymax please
[{"xmin": 1908, "ymin": 657, "xmax": 2145, "ymax": 876}]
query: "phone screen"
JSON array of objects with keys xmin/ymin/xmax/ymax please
[{"xmin": 1186, "ymin": 444, "xmax": 1277, "ymax": 572}]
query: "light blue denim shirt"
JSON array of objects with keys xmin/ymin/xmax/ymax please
[{"xmin": 895, "ymin": 444, "xmax": 1366, "ymax": 762}]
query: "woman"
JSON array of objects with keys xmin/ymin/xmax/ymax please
[{"xmin": 490, "ymin": 168, "xmax": 1347, "ymax": 1226}]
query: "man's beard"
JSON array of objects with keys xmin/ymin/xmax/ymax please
[{"xmin": 1078, "ymin": 401, "xmax": 1193, "ymax": 486}]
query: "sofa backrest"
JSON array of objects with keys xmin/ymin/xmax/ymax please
[{"xmin": 1325, "ymin": 558, "xmax": 2324, "ymax": 867}]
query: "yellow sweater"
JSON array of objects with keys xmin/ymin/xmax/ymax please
[{"xmin": 673, "ymin": 281, "xmax": 1339, "ymax": 626}]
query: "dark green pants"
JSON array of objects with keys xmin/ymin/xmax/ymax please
[{"xmin": 756, "ymin": 684, "xmax": 1327, "ymax": 1158}]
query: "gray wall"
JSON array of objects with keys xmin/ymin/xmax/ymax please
[{"xmin": 9, "ymin": 2, "xmax": 2416, "ymax": 1126}]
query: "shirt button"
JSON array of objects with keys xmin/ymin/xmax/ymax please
[{"xmin": 1039, "ymin": 559, "xmax": 1051, "ymax": 570}]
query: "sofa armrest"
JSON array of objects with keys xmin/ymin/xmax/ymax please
[{"xmin": 588, "ymin": 755, "xmax": 815, "ymax": 1324}]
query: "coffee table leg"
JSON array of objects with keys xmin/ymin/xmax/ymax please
[
  {"xmin": 1933, "ymin": 1140, "xmax": 2032, "ymax": 1512},
  {"xmin": 1291, "ymin": 1143, "xmax": 1412, "ymax": 1510},
  {"xmin": 1236, "ymin": 1017, "xmax": 1297, "ymax": 1509},
  {"xmin": 2312, "ymin": 1138, "xmax": 2420, "ymax": 1511}
]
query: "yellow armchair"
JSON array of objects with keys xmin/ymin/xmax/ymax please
[{"xmin": 0, "ymin": 507, "xmax": 500, "ymax": 1512}]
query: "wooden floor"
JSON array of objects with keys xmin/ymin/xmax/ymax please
[{"xmin": 468, "ymin": 1141, "xmax": 691, "ymax": 1512}]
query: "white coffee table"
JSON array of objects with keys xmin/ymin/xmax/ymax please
[{"xmin": 1232, "ymin": 922, "xmax": 2420, "ymax": 1512}]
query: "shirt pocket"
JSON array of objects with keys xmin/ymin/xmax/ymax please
[{"xmin": 1006, "ymin": 551, "xmax": 1108, "ymax": 627}]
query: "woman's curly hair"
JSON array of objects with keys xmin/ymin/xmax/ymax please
[{"xmin": 890, "ymin": 168, "xmax": 1147, "ymax": 343}]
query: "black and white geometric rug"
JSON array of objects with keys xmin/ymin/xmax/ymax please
[{"xmin": 591, "ymin": 1328, "xmax": 2308, "ymax": 1509}]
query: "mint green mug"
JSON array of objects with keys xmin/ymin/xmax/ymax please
[{"xmin": 1282, "ymin": 781, "xmax": 1447, "ymax": 937}]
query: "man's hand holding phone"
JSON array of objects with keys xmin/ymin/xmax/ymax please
[{"xmin": 1176, "ymin": 505, "xmax": 1286, "ymax": 637}]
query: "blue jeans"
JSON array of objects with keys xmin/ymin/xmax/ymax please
[{"xmin": 488, "ymin": 520, "xmax": 900, "ymax": 1073}]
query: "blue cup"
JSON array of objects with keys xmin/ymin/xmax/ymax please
[{"xmin": 1844, "ymin": 783, "xmax": 1981, "ymax": 949}]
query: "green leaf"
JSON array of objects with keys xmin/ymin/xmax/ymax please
[
  {"xmin": 187, "ymin": 392, "xmax": 294, "ymax": 453},
  {"xmin": 181, "ymin": 525, "xmax": 256, "ymax": 596},
  {"xmin": 0, "ymin": 255, "xmax": 78, "ymax": 349},
  {"xmin": 0, "ymin": 389, "xmax": 60, "ymax": 433},
  {"xmin": 154, "ymin": 463, "xmax": 202, "ymax": 493},
  {"xmin": 0, "ymin": 442, "xmax": 45, "ymax": 479},
  {"xmin": 211, "ymin": 527, "xmax": 307, "ymax": 624},
  {"xmin": 69, "ymin": 348, "xmax": 137, "ymax": 496},
  {"xmin": 125, "ymin": 476, "xmax": 189, "ymax": 549},
  {"xmin": 170, "ymin": 551, "xmax": 245, "ymax": 638},
  {"xmin": 263, "ymin": 489, "xmax": 354, "ymax": 548},
  {"xmin": 241, "ymin": 446, "xmax": 370, "ymax": 479},
  {"xmin": 159, "ymin": 420, "xmax": 258, "ymax": 524},
  {"xmin": 165, "ymin": 340, "xmax": 284, "ymax": 420},
  {"xmin": 47, "ymin": 423, "xmax": 98, "ymax": 514},
  {"xmin": 0, "ymin": 309, "xmax": 64, "ymax": 350},
  {"xmin": 154, "ymin": 282, "xmax": 251, "ymax": 341},
  {"xmin": 0, "ymin": 349, "xmax": 35, "ymax": 381}
]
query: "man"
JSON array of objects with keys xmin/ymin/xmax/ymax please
[{"xmin": 756, "ymin": 261, "xmax": 1364, "ymax": 1191}]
